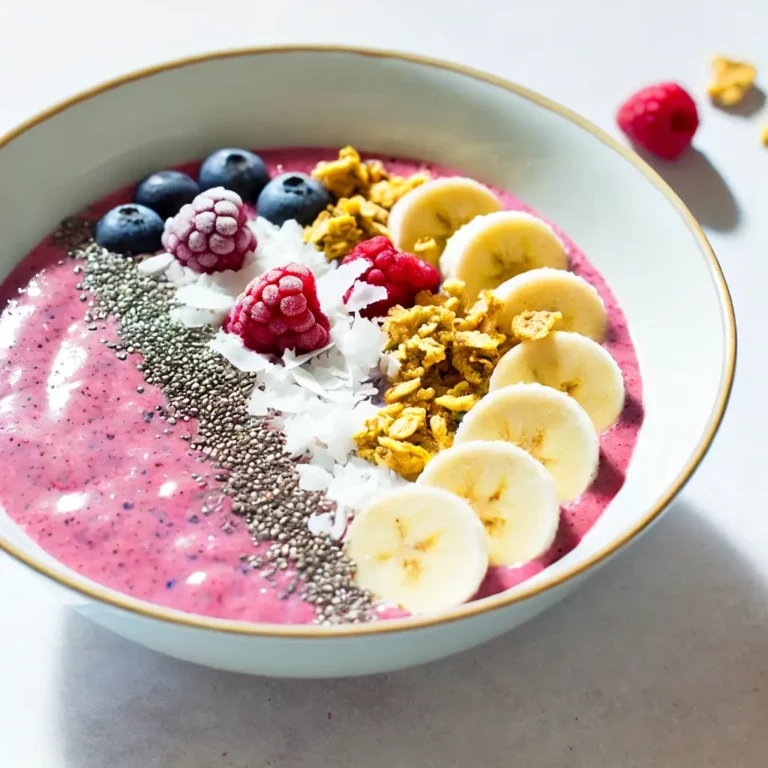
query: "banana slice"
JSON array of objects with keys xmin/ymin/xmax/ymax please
[
  {"xmin": 344, "ymin": 486, "xmax": 489, "ymax": 614},
  {"xmin": 388, "ymin": 177, "xmax": 502, "ymax": 257},
  {"xmin": 440, "ymin": 211, "xmax": 569, "ymax": 301},
  {"xmin": 495, "ymin": 268, "xmax": 608, "ymax": 342},
  {"xmin": 418, "ymin": 441, "xmax": 560, "ymax": 566},
  {"xmin": 454, "ymin": 383, "xmax": 599, "ymax": 501},
  {"xmin": 490, "ymin": 331, "xmax": 625, "ymax": 432}
]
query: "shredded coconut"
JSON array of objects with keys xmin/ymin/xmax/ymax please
[
  {"xmin": 345, "ymin": 281, "xmax": 388, "ymax": 313},
  {"xmin": 166, "ymin": 218, "xmax": 339, "ymax": 329},
  {"xmin": 137, "ymin": 252, "xmax": 174, "ymax": 275},
  {"xmin": 187, "ymin": 217, "xmax": 407, "ymax": 529}
]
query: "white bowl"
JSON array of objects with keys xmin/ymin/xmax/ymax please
[{"xmin": 0, "ymin": 46, "xmax": 735, "ymax": 677}]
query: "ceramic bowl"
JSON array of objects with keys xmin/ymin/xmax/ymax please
[{"xmin": 0, "ymin": 46, "xmax": 735, "ymax": 677}]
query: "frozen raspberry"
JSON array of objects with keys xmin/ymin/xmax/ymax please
[
  {"xmin": 225, "ymin": 263, "xmax": 331, "ymax": 354},
  {"xmin": 162, "ymin": 186, "xmax": 256, "ymax": 273},
  {"xmin": 342, "ymin": 236, "xmax": 441, "ymax": 318},
  {"xmin": 617, "ymin": 82, "xmax": 699, "ymax": 160}
]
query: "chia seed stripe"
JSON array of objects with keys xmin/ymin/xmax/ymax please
[{"xmin": 73, "ymin": 238, "xmax": 373, "ymax": 624}]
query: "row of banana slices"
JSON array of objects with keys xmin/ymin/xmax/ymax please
[{"xmin": 344, "ymin": 177, "xmax": 627, "ymax": 615}]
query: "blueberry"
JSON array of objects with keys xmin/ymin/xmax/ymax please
[
  {"xmin": 256, "ymin": 173, "xmax": 332, "ymax": 227},
  {"xmin": 198, "ymin": 148, "xmax": 269, "ymax": 203},
  {"xmin": 95, "ymin": 204, "xmax": 165, "ymax": 254},
  {"xmin": 134, "ymin": 170, "xmax": 199, "ymax": 219}
]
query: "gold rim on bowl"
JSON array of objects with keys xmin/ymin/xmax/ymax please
[{"xmin": 0, "ymin": 45, "xmax": 737, "ymax": 638}]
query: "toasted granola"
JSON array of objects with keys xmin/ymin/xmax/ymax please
[
  {"xmin": 707, "ymin": 56, "xmax": 757, "ymax": 107},
  {"xmin": 511, "ymin": 310, "xmax": 563, "ymax": 341},
  {"xmin": 305, "ymin": 146, "xmax": 431, "ymax": 259},
  {"xmin": 310, "ymin": 146, "xmax": 383, "ymax": 199},
  {"xmin": 369, "ymin": 174, "xmax": 429, "ymax": 210},
  {"xmin": 412, "ymin": 237, "xmax": 442, "ymax": 267},
  {"xmin": 303, "ymin": 195, "xmax": 389, "ymax": 260},
  {"xmin": 354, "ymin": 281, "xmax": 507, "ymax": 478}
]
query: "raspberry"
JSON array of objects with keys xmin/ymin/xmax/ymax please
[
  {"xmin": 225, "ymin": 263, "xmax": 331, "ymax": 355},
  {"xmin": 342, "ymin": 236, "xmax": 441, "ymax": 318},
  {"xmin": 617, "ymin": 82, "xmax": 699, "ymax": 160},
  {"xmin": 162, "ymin": 186, "xmax": 256, "ymax": 273}
]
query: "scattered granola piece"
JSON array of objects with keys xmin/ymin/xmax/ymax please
[
  {"xmin": 707, "ymin": 56, "xmax": 757, "ymax": 107},
  {"xmin": 511, "ymin": 310, "xmax": 563, "ymax": 341},
  {"xmin": 454, "ymin": 290, "xmax": 506, "ymax": 335},
  {"xmin": 412, "ymin": 236, "xmax": 442, "ymax": 267},
  {"xmin": 762, "ymin": 125, "xmax": 768, "ymax": 146},
  {"xmin": 369, "ymin": 174, "xmax": 429, "ymax": 210}
]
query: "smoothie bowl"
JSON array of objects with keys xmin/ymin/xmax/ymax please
[{"xmin": 0, "ymin": 47, "xmax": 734, "ymax": 677}]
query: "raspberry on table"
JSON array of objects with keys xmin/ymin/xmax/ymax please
[
  {"xmin": 162, "ymin": 186, "xmax": 256, "ymax": 273},
  {"xmin": 342, "ymin": 236, "xmax": 441, "ymax": 318},
  {"xmin": 225, "ymin": 263, "xmax": 331, "ymax": 354},
  {"xmin": 616, "ymin": 82, "xmax": 699, "ymax": 160}
]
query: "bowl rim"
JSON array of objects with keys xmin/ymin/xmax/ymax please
[{"xmin": 0, "ymin": 44, "xmax": 737, "ymax": 638}]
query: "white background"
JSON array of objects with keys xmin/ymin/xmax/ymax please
[{"xmin": 2, "ymin": 1, "xmax": 768, "ymax": 766}]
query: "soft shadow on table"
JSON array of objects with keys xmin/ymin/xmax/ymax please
[
  {"xmin": 56, "ymin": 499, "xmax": 768, "ymax": 768},
  {"xmin": 717, "ymin": 86, "xmax": 766, "ymax": 118},
  {"xmin": 638, "ymin": 147, "xmax": 740, "ymax": 233}
]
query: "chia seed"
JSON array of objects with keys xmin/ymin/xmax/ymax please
[{"xmin": 75, "ymin": 237, "xmax": 372, "ymax": 624}]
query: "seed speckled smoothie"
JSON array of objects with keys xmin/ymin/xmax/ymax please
[{"xmin": 0, "ymin": 147, "xmax": 642, "ymax": 624}]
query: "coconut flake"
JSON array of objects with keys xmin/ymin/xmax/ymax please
[
  {"xmin": 330, "ymin": 504, "xmax": 348, "ymax": 541},
  {"xmin": 379, "ymin": 353, "xmax": 401, "ymax": 379},
  {"xmin": 208, "ymin": 330, "xmax": 275, "ymax": 373},
  {"xmin": 251, "ymin": 217, "xmax": 331, "ymax": 278},
  {"xmin": 307, "ymin": 511, "xmax": 333, "ymax": 536},
  {"xmin": 175, "ymin": 282, "xmax": 236, "ymax": 311},
  {"xmin": 297, "ymin": 464, "xmax": 332, "ymax": 492},
  {"xmin": 165, "ymin": 260, "xmax": 199, "ymax": 287},
  {"xmin": 334, "ymin": 315, "xmax": 386, "ymax": 373},
  {"xmin": 137, "ymin": 252, "xmax": 174, "ymax": 275},
  {"xmin": 248, "ymin": 387, "xmax": 271, "ymax": 417},
  {"xmin": 290, "ymin": 367, "xmax": 330, "ymax": 399},
  {"xmin": 169, "ymin": 305, "xmax": 228, "ymax": 328},
  {"xmin": 345, "ymin": 281, "xmax": 388, "ymax": 313},
  {"xmin": 316, "ymin": 260, "xmax": 370, "ymax": 312},
  {"xmin": 282, "ymin": 343, "xmax": 335, "ymax": 369}
]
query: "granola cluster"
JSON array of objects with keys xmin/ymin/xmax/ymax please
[
  {"xmin": 707, "ymin": 56, "xmax": 756, "ymax": 107},
  {"xmin": 303, "ymin": 146, "xmax": 429, "ymax": 260},
  {"xmin": 354, "ymin": 280, "xmax": 510, "ymax": 479},
  {"xmin": 511, "ymin": 310, "xmax": 563, "ymax": 341}
]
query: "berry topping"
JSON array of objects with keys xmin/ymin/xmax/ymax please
[
  {"xmin": 95, "ymin": 204, "xmax": 165, "ymax": 254},
  {"xmin": 198, "ymin": 148, "xmax": 270, "ymax": 203},
  {"xmin": 256, "ymin": 172, "xmax": 333, "ymax": 227},
  {"xmin": 162, "ymin": 187, "xmax": 256, "ymax": 274},
  {"xmin": 616, "ymin": 82, "xmax": 699, "ymax": 160},
  {"xmin": 134, "ymin": 170, "xmax": 200, "ymax": 220},
  {"xmin": 342, "ymin": 236, "xmax": 441, "ymax": 318},
  {"xmin": 225, "ymin": 263, "xmax": 331, "ymax": 354}
]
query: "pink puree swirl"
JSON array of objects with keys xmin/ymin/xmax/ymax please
[{"xmin": 0, "ymin": 149, "xmax": 643, "ymax": 623}]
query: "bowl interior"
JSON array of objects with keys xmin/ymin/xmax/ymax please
[{"xmin": 0, "ymin": 48, "xmax": 733, "ymax": 619}]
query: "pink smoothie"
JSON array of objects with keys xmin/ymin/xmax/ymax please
[{"xmin": 0, "ymin": 148, "xmax": 643, "ymax": 623}]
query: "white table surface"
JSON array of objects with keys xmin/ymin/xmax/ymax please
[{"xmin": 2, "ymin": 1, "xmax": 767, "ymax": 765}]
